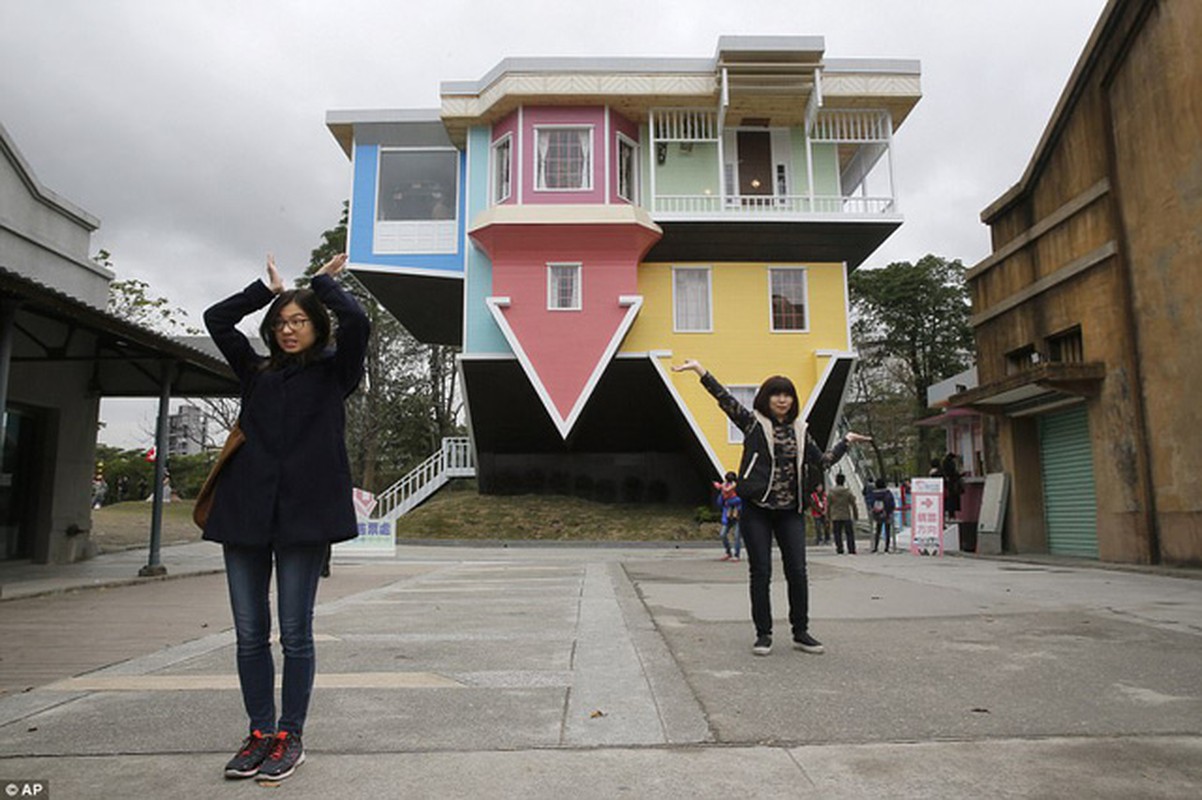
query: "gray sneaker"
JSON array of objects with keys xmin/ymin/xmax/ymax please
[
  {"xmin": 793, "ymin": 632, "xmax": 825, "ymax": 654},
  {"xmin": 224, "ymin": 729, "xmax": 274, "ymax": 779},
  {"xmin": 256, "ymin": 731, "xmax": 305, "ymax": 782}
]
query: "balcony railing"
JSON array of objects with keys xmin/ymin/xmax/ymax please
[{"xmin": 652, "ymin": 194, "xmax": 896, "ymax": 217}]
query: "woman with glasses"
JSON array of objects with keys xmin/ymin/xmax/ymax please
[{"xmin": 203, "ymin": 252, "xmax": 369, "ymax": 783}]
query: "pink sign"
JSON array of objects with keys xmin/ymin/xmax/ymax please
[
  {"xmin": 910, "ymin": 477, "xmax": 944, "ymax": 556},
  {"xmin": 352, "ymin": 488, "xmax": 378, "ymax": 518}
]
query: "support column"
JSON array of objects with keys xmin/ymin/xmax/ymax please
[
  {"xmin": 140, "ymin": 361, "xmax": 176, "ymax": 577},
  {"xmin": 0, "ymin": 297, "xmax": 19, "ymax": 433}
]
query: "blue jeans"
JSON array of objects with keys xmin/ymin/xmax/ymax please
[
  {"xmin": 873, "ymin": 518, "xmax": 893, "ymax": 551},
  {"xmin": 740, "ymin": 503, "xmax": 810, "ymax": 639},
  {"xmin": 720, "ymin": 520, "xmax": 742, "ymax": 557},
  {"xmin": 223, "ymin": 543, "xmax": 326, "ymax": 735}
]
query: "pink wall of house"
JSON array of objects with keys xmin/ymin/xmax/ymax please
[
  {"xmin": 474, "ymin": 222, "xmax": 659, "ymax": 418},
  {"xmin": 521, "ymin": 106, "xmax": 607, "ymax": 205}
]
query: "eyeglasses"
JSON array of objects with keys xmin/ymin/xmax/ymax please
[{"xmin": 272, "ymin": 316, "xmax": 310, "ymax": 332}]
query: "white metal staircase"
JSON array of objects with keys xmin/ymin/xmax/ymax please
[{"xmin": 371, "ymin": 437, "xmax": 474, "ymax": 522}]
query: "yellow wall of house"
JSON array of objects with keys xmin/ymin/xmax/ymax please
[{"xmin": 623, "ymin": 261, "xmax": 851, "ymax": 473}]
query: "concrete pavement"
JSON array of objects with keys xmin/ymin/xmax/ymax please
[{"xmin": 1, "ymin": 541, "xmax": 1200, "ymax": 798}]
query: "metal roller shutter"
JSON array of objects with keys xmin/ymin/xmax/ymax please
[{"xmin": 1038, "ymin": 405, "xmax": 1099, "ymax": 557}]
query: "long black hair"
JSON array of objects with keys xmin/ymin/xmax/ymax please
[
  {"xmin": 259, "ymin": 288, "xmax": 332, "ymax": 370},
  {"xmin": 752, "ymin": 374, "xmax": 800, "ymax": 423}
]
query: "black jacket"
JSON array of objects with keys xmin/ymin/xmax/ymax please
[
  {"xmin": 701, "ymin": 371, "xmax": 848, "ymax": 512},
  {"xmin": 202, "ymin": 275, "xmax": 369, "ymax": 548}
]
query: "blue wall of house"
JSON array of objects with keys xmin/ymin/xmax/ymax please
[
  {"xmin": 463, "ymin": 125, "xmax": 511, "ymax": 355},
  {"xmin": 348, "ymin": 143, "xmax": 468, "ymax": 274}
]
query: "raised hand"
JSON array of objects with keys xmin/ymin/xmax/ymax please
[
  {"xmin": 266, "ymin": 254, "xmax": 284, "ymax": 294},
  {"xmin": 671, "ymin": 359, "xmax": 706, "ymax": 375},
  {"xmin": 315, "ymin": 253, "xmax": 348, "ymax": 278}
]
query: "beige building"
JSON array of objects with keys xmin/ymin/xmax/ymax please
[{"xmin": 952, "ymin": 0, "xmax": 1201, "ymax": 566}]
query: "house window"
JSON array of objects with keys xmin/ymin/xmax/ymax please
[
  {"xmin": 1006, "ymin": 344, "xmax": 1037, "ymax": 375},
  {"xmin": 377, "ymin": 149, "xmax": 458, "ymax": 221},
  {"xmin": 1047, "ymin": 326, "xmax": 1084, "ymax": 363},
  {"xmin": 727, "ymin": 386, "xmax": 758, "ymax": 443},
  {"xmin": 547, "ymin": 263, "xmax": 582, "ymax": 310},
  {"xmin": 673, "ymin": 267, "xmax": 712, "ymax": 332},
  {"xmin": 491, "ymin": 136, "xmax": 512, "ymax": 204},
  {"xmin": 617, "ymin": 135, "xmax": 638, "ymax": 203},
  {"xmin": 769, "ymin": 268, "xmax": 807, "ymax": 331},
  {"xmin": 536, "ymin": 127, "xmax": 592, "ymax": 191}
]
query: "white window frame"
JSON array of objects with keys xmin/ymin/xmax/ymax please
[
  {"xmin": 491, "ymin": 134, "xmax": 512, "ymax": 204},
  {"xmin": 535, "ymin": 125, "xmax": 594, "ymax": 192},
  {"xmin": 616, "ymin": 133, "xmax": 639, "ymax": 203},
  {"xmin": 547, "ymin": 262, "xmax": 582, "ymax": 311},
  {"xmin": 768, "ymin": 266, "xmax": 809, "ymax": 333},
  {"xmin": 672, "ymin": 266, "xmax": 713, "ymax": 333},
  {"xmin": 727, "ymin": 386, "xmax": 758, "ymax": 443},
  {"xmin": 374, "ymin": 146, "xmax": 460, "ymax": 255}
]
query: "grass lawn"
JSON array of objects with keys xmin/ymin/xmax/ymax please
[
  {"xmin": 91, "ymin": 487, "xmax": 721, "ymax": 550},
  {"xmin": 91, "ymin": 500, "xmax": 204, "ymax": 553},
  {"xmin": 395, "ymin": 485, "xmax": 719, "ymax": 543}
]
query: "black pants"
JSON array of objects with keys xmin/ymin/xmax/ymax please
[
  {"xmin": 832, "ymin": 519, "xmax": 856, "ymax": 553},
  {"xmin": 740, "ymin": 502, "xmax": 810, "ymax": 639}
]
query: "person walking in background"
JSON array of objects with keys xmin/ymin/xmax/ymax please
[
  {"xmin": 941, "ymin": 451, "xmax": 963, "ymax": 521},
  {"xmin": 870, "ymin": 478, "xmax": 897, "ymax": 553},
  {"xmin": 672, "ymin": 358, "xmax": 870, "ymax": 657},
  {"xmin": 203, "ymin": 252, "xmax": 369, "ymax": 783},
  {"xmin": 827, "ymin": 473, "xmax": 858, "ymax": 555},
  {"xmin": 91, "ymin": 473, "xmax": 108, "ymax": 509},
  {"xmin": 712, "ymin": 471, "xmax": 743, "ymax": 561},
  {"xmin": 809, "ymin": 483, "xmax": 830, "ymax": 545}
]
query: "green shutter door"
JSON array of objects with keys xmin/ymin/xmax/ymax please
[{"xmin": 1038, "ymin": 405, "xmax": 1099, "ymax": 557}]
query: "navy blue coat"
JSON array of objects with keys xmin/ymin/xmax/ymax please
[{"xmin": 202, "ymin": 274, "xmax": 369, "ymax": 548}]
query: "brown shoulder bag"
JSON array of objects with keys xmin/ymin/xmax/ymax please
[{"xmin": 192, "ymin": 422, "xmax": 246, "ymax": 529}]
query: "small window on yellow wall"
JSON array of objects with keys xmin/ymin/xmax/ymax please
[
  {"xmin": 673, "ymin": 267, "xmax": 711, "ymax": 332},
  {"xmin": 769, "ymin": 268, "xmax": 807, "ymax": 331},
  {"xmin": 727, "ymin": 386, "xmax": 757, "ymax": 442}
]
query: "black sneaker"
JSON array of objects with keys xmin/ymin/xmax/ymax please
[
  {"xmin": 224, "ymin": 729, "xmax": 274, "ymax": 779},
  {"xmin": 793, "ymin": 632, "xmax": 825, "ymax": 654},
  {"xmin": 256, "ymin": 731, "xmax": 305, "ymax": 782},
  {"xmin": 752, "ymin": 635, "xmax": 772, "ymax": 656}
]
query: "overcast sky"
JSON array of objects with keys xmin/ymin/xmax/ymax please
[{"xmin": 1, "ymin": 0, "xmax": 1109, "ymax": 448}]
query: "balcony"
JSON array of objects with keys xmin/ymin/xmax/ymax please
[
  {"xmin": 653, "ymin": 193, "xmax": 895, "ymax": 217},
  {"xmin": 644, "ymin": 108, "xmax": 901, "ymax": 267}
]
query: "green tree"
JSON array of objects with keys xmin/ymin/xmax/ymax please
[
  {"xmin": 848, "ymin": 254, "xmax": 975, "ymax": 476},
  {"xmin": 99, "ymin": 250, "xmax": 201, "ymax": 336}
]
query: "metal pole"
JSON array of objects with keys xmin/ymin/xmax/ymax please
[
  {"xmin": 0, "ymin": 297, "xmax": 20, "ymax": 435},
  {"xmin": 140, "ymin": 361, "xmax": 175, "ymax": 577}
]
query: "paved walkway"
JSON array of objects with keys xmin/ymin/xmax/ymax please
[{"xmin": 1, "ymin": 542, "xmax": 1201, "ymax": 798}]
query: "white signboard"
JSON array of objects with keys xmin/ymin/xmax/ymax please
[
  {"xmin": 333, "ymin": 519, "xmax": 396, "ymax": 557},
  {"xmin": 333, "ymin": 488, "xmax": 395, "ymax": 557},
  {"xmin": 910, "ymin": 477, "xmax": 944, "ymax": 556}
]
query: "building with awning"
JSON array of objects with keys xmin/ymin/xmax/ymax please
[
  {"xmin": 948, "ymin": 0, "xmax": 1202, "ymax": 566},
  {"xmin": 1, "ymin": 121, "xmax": 237, "ymax": 565}
]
